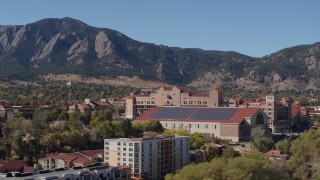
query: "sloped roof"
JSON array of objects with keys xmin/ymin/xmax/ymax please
[
  {"xmin": 0, "ymin": 160, "xmax": 26, "ymax": 173},
  {"xmin": 38, "ymin": 149, "xmax": 103, "ymax": 165},
  {"xmin": 265, "ymin": 150, "xmax": 289, "ymax": 157},
  {"xmin": 134, "ymin": 107, "xmax": 260, "ymax": 124}
]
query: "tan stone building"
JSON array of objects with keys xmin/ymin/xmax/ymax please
[
  {"xmin": 125, "ymin": 86, "xmax": 224, "ymax": 119},
  {"xmin": 38, "ymin": 150, "xmax": 103, "ymax": 170},
  {"xmin": 238, "ymin": 93, "xmax": 290, "ymax": 133},
  {"xmin": 68, "ymin": 99, "xmax": 112, "ymax": 114}
]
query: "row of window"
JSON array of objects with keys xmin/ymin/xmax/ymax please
[
  {"xmin": 182, "ymin": 101, "xmax": 207, "ymax": 105},
  {"xmin": 136, "ymin": 101, "xmax": 155, "ymax": 105},
  {"xmin": 164, "ymin": 123, "xmax": 217, "ymax": 129}
]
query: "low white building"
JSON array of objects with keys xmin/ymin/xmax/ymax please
[{"xmin": 135, "ymin": 107, "xmax": 268, "ymax": 142}]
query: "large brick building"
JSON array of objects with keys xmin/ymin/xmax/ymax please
[
  {"xmin": 237, "ymin": 93, "xmax": 291, "ymax": 133},
  {"xmin": 125, "ymin": 86, "xmax": 224, "ymax": 119},
  {"xmin": 134, "ymin": 107, "xmax": 268, "ymax": 142}
]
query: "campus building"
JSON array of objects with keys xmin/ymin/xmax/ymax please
[
  {"xmin": 135, "ymin": 107, "xmax": 268, "ymax": 142},
  {"xmin": 68, "ymin": 98, "xmax": 112, "ymax": 114},
  {"xmin": 125, "ymin": 86, "xmax": 224, "ymax": 119},
  {"xmin": 104, "ymin": 135, "xmax": 189, "ymax": 180},
  {"xmin": 38, "ymin": 150, "xmax": 103, "ymax": 170},
  {"xmin": 238, "ymin": 93, "xmax": 291, "ymax": 132}
]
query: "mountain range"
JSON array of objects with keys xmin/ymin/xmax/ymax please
[{"xmin": 0, "ymin": 17, "xmax": 319, "ymax": 90}]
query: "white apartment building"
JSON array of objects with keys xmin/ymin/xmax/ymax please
[{"xmin": 104, "ymin": 135, "xmax": 189, "ymax": 180}]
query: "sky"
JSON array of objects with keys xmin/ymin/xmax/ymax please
[{"xmin": 0, "ymin": 0, "xmax": 319, "ymax": 57}]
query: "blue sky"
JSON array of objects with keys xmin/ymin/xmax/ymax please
[{"xmin": 1, "ymin": 0, "xmax": 319, "ymax": 57}]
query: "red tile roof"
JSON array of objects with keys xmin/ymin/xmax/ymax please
[
  {"xmin": 134, "ymin": 107, "xmax": 260, "ymax": 124},
  {"xmin": 0, "ymin": 100, "xmax": 11, "ymax": 107},
  {"xmin": 265, "ymin": 150, "xmax": 289, "ymax": 157},
  {"xmin": 230, "ymin": 97, "xmax": 242, "ymax": 101},
  {"xmin": 80, "ymin": 149, "xmax": 103, "ymax": 158},
  {"xmin": 0, "ymin": 160, "xmax": 26, "ymax": 173},
  {"xmin": 38, "ymin": 149, "xmax": 103, "ymax": 165}
]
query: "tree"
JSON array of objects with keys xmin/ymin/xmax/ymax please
[
  {"xmin": 221, "ymin": 146, "xmax": 240, "ymax": 159},
  {"xmin": 32, "ymin": 109, "xmax": 48, "ymax": 127},
  {"xmin": 97, "ymin": 120, "xmax": 116, "ymax": 139},
  {"xmin": 288, "ymin": 129, "xmax": 320, "ymax": 179},
  {"xmin": 165, "ymin": 151, "xmax": 283, "ymax": 180},
  {"xmin": 116, "ymin": 119, "xmax": 133, "ymax": 137},
  {"xmin": 275, "ymin": 138, "xmax": 291, "ymax": 155},
  {"xmin": 57, "ymin": 110, "xmax": 69, "ymax": 121},
  {"xmin": 162, "ymin": 129, "xmax": 188, "ymax": 136},
  {"xmin": 311, "ymin": 114, "xmax": 320, "ymax": 127},
  {"xmin": 252, "ymin": 137, "xmax": 274, "ymax": 153},
  {"xmin": 67, "ymin": 112, "xmax": 83, "ymax": 131},
  {"xmin": 251, "ymin": 126, "xmax": 267, "ymax": 140},
  {"xmin": 47, "ymin": 109, "xmax": 59, "ymax": 122},
  {"xmin": 132, "ymin": 120, "xmax": 164, "ymax": 136},
  {"xmin": 189, "ymin": 133, "xmax": 205, "ymax": 150}
]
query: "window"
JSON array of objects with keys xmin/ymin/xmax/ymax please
[
  {"xmin": 198, "ymin": 124, "xmax": 200, "ymax": 128},
  {"xmin": 117, "ymin": 147, "xmax": 121, "ymax": 151},
  {"xmin": 123, "ymin": 153, "xmax": 126, "ymax": 156},
  {"xmin": 189, "ymin": 101, "xmax": 193, "ymax": 105},
  {"xmin": 129, "ymin": 153, "xmax": 133, "ymax": 157},
  {"xmin": 129, "ymin": 143, "xmax": 133, "ymax": 146},
  {"xmin": 118, "ymin": 142, "xmax": 121, "ymax": 146},
  {"xmin": 123, "ymin": 158, "xmax": 126, "ymax": 161},
  {"xmin": 129, "ymin": 148, "xmax": 133, "ymax": 151},
  {"xmin": 203, "ymin": 101, "xmax": 207, "ymax": 105},
  {"xmin": 123, "ymin": 142, "xmax": 126, "ymax": 146},
  {"xmin": 205, "ymin": 124, "xmax": 208, "ymax": 129},
  {"xmin": 123, "ymin": 148, "xmax": 127, "ymax": 151}
]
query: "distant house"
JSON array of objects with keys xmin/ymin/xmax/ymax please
[
  {"xmin": 68, "ymin": 98, "xmax": 112, "ymax": 114},
  {"xmin": 265, "ymin": 150, "xmax": 289, "ymax": 162},
  {"xmin": 0, "ymin": 100, "xmax": 12, "ymax": 118},
  {"xmin": 38, "ymin": 149, "xmax": 103, "ymax": 170}
]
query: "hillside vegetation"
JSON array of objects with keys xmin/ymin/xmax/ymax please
[{"xmin": 1, "ymin": 18, "xmax": 320, "ymax": 90}]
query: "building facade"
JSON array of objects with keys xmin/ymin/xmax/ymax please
[
  {"xmin": 135, "ymin": 107, "xmax": 268, "ymax": 142},
  {"xmin": 104, "ymin": 135, "xmax": 189, "ymax": 180},
  {"xmin": 238, "ymin": 93, "xmax": 290, "ymax": 133},
  {"xmin": 125, "ymin": 86, "xmax": 224, "ymax": 119},
  {"xmin": 68, "ymin": 99, "xmax": 112, "ymax": 114}
]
